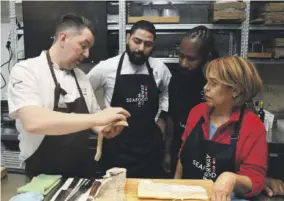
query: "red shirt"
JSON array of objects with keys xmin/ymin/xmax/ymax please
[{"xmin": 180, "ymin": 102, "xmax": 267, "ymax": 198}]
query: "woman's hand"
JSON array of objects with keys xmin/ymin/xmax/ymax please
[
  {"xmin": 211, "ymin": 172, "xmax": 236, "ymax": 201},
  {"xmin": 264, "ymin": 178, "xmax": 284, "ymax": 197}
]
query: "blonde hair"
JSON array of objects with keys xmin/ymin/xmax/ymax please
[{"xmin": 206, "ymin": 56, "xmax": 263, "ymax": 106}]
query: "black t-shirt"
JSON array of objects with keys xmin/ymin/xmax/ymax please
[{"xmin": 168, "ymin": 67, "xmax": 207, "ymax": 141}]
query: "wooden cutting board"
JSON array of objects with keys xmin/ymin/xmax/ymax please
[{"xmin": 125, "ymin": 179, "xmax": 213, "ymax": 201}]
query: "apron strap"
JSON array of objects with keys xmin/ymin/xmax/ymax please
[
  {"xmin": 71, "ymin": 70, "xmax": 90, "ymax": 113},
  {"xmin": 115, "ymin": 52, "xmax": 126, "ymax": 78},
  {"xmin": 46, "ymin": 51, "xmax": 58, "ymax": 85},
  {"xmin": 71, "ymin": 70, "xmax": 84, "ymax": 99},
  {"xmin": 46, "ymin": 51, "xmax": 67, "ymax": 107},
  {"xmin": 110, "ymin": 52, "xmax": 126, "ymax": 106},
  {"xmin": 230, "ymin": 105, "xmax": 246, "ymax": 144}
]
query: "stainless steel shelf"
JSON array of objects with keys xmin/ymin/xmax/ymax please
[
  {"xmin": 158, "ymin": 58, "xmax": 284, "ymax": 64},
  {"xmin": 158, "ymin": 57, "xmax": 179, "ymax": 63},
  {"xmin": 250, "ymin": 59, "xmax": 284, "ymax": 64},
  {"xmin": 250, "ymin": 25, "xmax": 284, "ymax": 31},
  {"xmin": 108, "ymin": 23, "xmax": 241, "ymax": 31},
  {"xmin": 135, "ymin": 1, "xmax": 211, "ymax": 5}
]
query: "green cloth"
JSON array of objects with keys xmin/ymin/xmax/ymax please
[{"xmin": 17, "ymin": 174, "xmax": 62, "ymax": 195}]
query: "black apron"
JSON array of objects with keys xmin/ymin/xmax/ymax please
[
  {"xmin": 168, "ymin": 68, "xmax": 206, "ymax": 174},
  {"xmin": 100, "ymin": 52, "xmax": 164, "ymax": 178},
  {"xmin": 180, "ymin": 105, "xmax": 245, "ymax": 180},
  {"xmin": 25, "ymin": 51, "xmax": 97, "ymax": 178}
]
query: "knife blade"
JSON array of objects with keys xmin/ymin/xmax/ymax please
[{"xmin": 65, "ymin": 179, "xmax": 89, "ymax": 201}]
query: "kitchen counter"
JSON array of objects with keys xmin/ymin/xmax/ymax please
[
  {"xmin": 1, "ymin": 173, "xmax": 283, "ymax": 201},
  {"xmin": 1, "ymin": 173, "xmax": 29, "ymax": 201},
  {"xmin": 1, "ymin": 173, "xmax": 64, "ymax": 201}
]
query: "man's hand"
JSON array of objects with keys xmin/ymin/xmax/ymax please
[
  {"xmin": 211, "ymin": 172, "xmax": 236, "ymax": 201},
  {"xmin": 163, "ymin": 152, "xmax": 171, "ymax": 173},
  {"xmin": 93, "ymin": 107, "xmax": 130, "ymax": 126},
  {"xmin": 264, "ymin": 178, "xmax": 284, "ymax": 197},
  {"xmin": 100, "ymin": 121, "xmax": 128, "ymax": 139}
]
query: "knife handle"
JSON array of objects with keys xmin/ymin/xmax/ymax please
[{"xmin": 89, "ymin": 181, "xmax": 102, "ymax": 198}]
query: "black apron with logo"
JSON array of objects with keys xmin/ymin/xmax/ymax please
[
  {"xmin": 180, "ymin": 105, "xmax": 245, "ymax": 180},
  {"xmin": 25, "ymin": 51, "xmax": 97, "ymax": 178},
  {"xmin": 168, "ymin": 68, "xmax": 206, "ymax": 174},
  {"xmin": 100, "ymin": 52, "xmax": 164, "ymax": 178}
]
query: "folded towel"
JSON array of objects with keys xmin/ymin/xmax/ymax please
[
  {"xmin": 9, "ymin": 192, "xmax": 44, "ymax": 201},
  {"xmin": 17, "ymin": 174, "xmax": 62, "ymax": 195}
]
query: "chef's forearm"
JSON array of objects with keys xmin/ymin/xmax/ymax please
[
  {"xmin": 164, "ymin": 117, "xmax": 174, "ymax": 156},
  {"xmin": 175, "ymin": 159, "xmax": 183, "ymax": 179},
  {"xmin": 17, "ymin": 106, "xmax": 100, "ymax": 135},
  {"xmin": 233, "ymin": 174, "xmax": 252, "ymax": 196},
  {"xmin": 156, "ymin": 118, "xmax": 166, "ymax": 135}
]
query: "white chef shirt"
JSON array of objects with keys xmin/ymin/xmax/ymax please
[
  {"xmin": 8, "ymin": 51, "xmax": 100, "ymax": 161},
  {"xmin": 87, "ymin": 53, "xmax": 172, "ymax": 119}
]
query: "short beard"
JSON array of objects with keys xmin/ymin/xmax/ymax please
[{"xmin": 126, "ymin": 45, "xmax": 149, "ymax": 65}]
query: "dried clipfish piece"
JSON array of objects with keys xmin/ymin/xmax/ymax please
[
  {"xmin": 88, "ymin": 168, "xmax": 127, "ymax": 201},
  {"xmin": 94, "ymin": 121, "xmax": 128, "ymax": 161},
  {"xmin": 138, "ymin": 180, "xmax": 208, "ymax": 200}
]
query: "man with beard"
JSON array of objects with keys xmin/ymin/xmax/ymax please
[
  {"xmin": 7, "ymin": 13, "xmax": 130, "ymax": 178},
  {"xmin": 163, "ymin": 26, "xmax": 219, "ymax": 176},
  {"xmin": 88, "ymin": 20, "xmax": 171, "ymax": 178}
]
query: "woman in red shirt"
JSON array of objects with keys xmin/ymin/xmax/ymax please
[{"xmin": 175, "ymin": 56, "xmax": 267, "ymax": 201}]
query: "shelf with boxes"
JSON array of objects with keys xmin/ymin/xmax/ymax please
[
  {"xmin": 247, "ymin": 2, "xmax": 284, "ymax": 63},
  {"xmin": 250, "ymin": 2, "xmax": 284, "ymax": 25},
  {"xmin": 250, "ymin": 24, "xmax": 284, "ymax": 31},
  {"xmin": 250, "ymin": 59, "xmax": 284, "ymax": 65},
  {"xmin": 117, "ymin": 1, "xmax": 246, "ymax": 62},
  {"xmin": 248, "ymin": 36, "xmax": 284, "ymax": 62},
  {"xmin": 112, "ymin": 1, "xmax": 284, "ymax": 63},
  {"xmin": 108, "ymin": 23, "xmax": 242, "ymax": 31},
  {"xmin": 126, "ymin": 1, "xmax": 245, "ymax": 26}
]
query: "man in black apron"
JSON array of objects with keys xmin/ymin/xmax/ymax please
[
  {"xmin": 101, "ymin": 52, "xmax": 164, "ymax": 178},
  {"xmin": 8, "ymin": 14, "xmax": 129, "ymax": 178},
  {"xmin": 167, "ymin": 66, "xmax": 206, "ymax": 175},
  {"xmin": 165, "ymin": 26, "xmax": 219, "ymax": 176},
  {"xmin": 96, "ymin": 21, "xmax": 170, "ymax": 178},
  {"xmin": 25, "ymin": 51, "xmax": 97, "ymax": 178},
  {"xmin": 180, "ymin": 105, "xmax": 244, "ymax": 180}
]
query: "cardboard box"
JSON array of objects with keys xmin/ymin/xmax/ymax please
[
  {"xmin": 264, "ymin": 3, "xmax": 284, "ymax": 12},
  {"xmin": 128, "ymin": 16, "xmax": 180, "ymax": 24},
  {"xmin": 213, "ymin": 10, "xmax": 245, "ymax": 21},
  {"xmin": 214, "ymin": 2, "xmax": 246, "ymax": 10}
]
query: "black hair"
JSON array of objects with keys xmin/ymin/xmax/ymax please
[
  {"xmin": 129, "ymin": 20, "xmax": 156, "ymax": 40},
  {"xmin": 184, "ymin": 25, "xmax": 219, "ymax": 60},
  {"xmin": 54, "ymin": 13, "xmax": 95, "ymax": 40}
]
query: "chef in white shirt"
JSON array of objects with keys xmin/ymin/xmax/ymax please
[
  {"xmin": 7, "ymin": 13, "xmax": 129, "ymax": 178},
  {"xmin": 88, "ymin": 20, "xmax": 172, "ymax": 178}
]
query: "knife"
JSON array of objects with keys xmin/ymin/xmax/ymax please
[
  {"xmin": 64, "ymin": 179, "xmax": 89, "ymax": 201},
  {"xmin": 87, "ymin": 180, "xmax": 102, "ymax": 201},
  {"xmin": 54, "ymin": 178, "xmax": 81, "ymax": 201}
]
